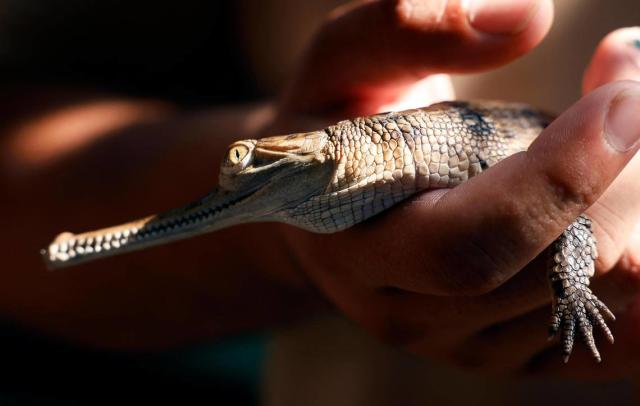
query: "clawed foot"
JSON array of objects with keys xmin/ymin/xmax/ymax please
[
  {"xmin": 548, "ymin": 289, "xmax": 615, "ymax": 363},
  {"xmin": 547, "ymin": 214, "xmax": 615, "ymax": 363}
]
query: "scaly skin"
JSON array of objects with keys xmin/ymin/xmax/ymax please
[{"xmin": 42, "ymin": 100, "xmax": 615, "ymax": 363}]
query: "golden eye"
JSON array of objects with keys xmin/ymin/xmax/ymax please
[
  {"xmin": 228, "ymin": 145, "xmax": 249, "ymax": 165},
  {"xmin": 222, "ymin": 142, "xmax": 254, "ymax": 175}
]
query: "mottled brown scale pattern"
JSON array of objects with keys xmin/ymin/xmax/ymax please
[{"xmin": 287, "ymin": 101, "xmax": 541, "ymax": 233}]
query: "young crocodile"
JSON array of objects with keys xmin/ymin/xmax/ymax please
[{"xmin": 43, "ymin": 100, "xmax": 615, "ymax": 363}]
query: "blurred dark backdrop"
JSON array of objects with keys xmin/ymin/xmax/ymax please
[
  {"xmin": 0, "ymin": 1, "xmax": 270, "ymax": 404},
  {"xmin": 0, "ymin": 0, "xmax": 262, "ymax": 105}
]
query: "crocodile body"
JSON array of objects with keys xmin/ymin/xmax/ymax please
[
  {"xmin": 43, "ymin": 101, "xmax": 615, "ymax": 363},
  {"xmin": 281, "ymin": 101, "xmax": 538, "ymax": 232}
]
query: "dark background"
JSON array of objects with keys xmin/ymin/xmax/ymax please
[
  {"xmin": 0, "ymin": 1, "xmax": 262, "ymax": 105},
  {"xmin": 0, "ymin": 1, "xmax": 267, "ymax": 404}
]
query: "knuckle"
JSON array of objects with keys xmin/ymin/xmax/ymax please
[
  {"xmin": 526, "ymin": 145, "xmax": 602, "ymax": 225},
  {"xmin": 392, "ymin": 0, "xmax": 421, "ymax": 26},
  {"xmin": 390, "ymin": 0, "xmax": 454, "ymax": 30},
  {"xmin": 522, "ymin": 170, "xmax": 600, "ymax": 241},
  {"xmin": 516, "ymin": 153, "xmax": 603, "ymax": 247},
  {"xmin": 542, "ymin": 170, "xmax": 599, "ymax": 213}
]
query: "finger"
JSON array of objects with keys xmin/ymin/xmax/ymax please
[
  {"xmin": 583, "ymin": 27, "xmax": 640, "ymax": 94},
  {"xmin": 578, "ymin": 28, "xmax": 640, "ymax": 271},
  {"xmin": 281, "ymin": 0, "xmax": 553, "ymax": 117},
  {"xmin": 379, "ymin": 81, "xmax": 640, "ymax": 295}
]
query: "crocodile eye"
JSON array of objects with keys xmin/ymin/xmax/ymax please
[
  {"xmin": 228, "ymin": 145, "xmax": 249, "ymax": 165},
  {"xmin": 222, "ymin": 142, "xmax": 254, "ymax": 174}
]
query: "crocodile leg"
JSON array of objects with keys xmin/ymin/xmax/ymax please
[{"xmin": 548, "ymin": 214, "xmax": 615, "ymax": 363}]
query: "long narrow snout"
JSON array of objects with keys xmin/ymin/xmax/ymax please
[
  {"xmin": 42, "ymin": 187, "xmax": 253, "ymax": 270},
  {"xmin": 42, "ymin": 130, "xmax": 334, "ymax": 270}
]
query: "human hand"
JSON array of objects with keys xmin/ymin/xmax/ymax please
[{"xmin": 271, "ymin": 0, "xmax": 640, "ymax": 378}]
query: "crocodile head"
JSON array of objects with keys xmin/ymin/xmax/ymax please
[{"xmin": 43, "ymin": 130, "xmax": 335, "ymax": 269}]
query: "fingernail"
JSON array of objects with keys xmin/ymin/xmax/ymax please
[
  {"xmin": 623, "ymin": 27, "xmax": 640, "ymax": 69},
  {"xmin": 605, "ymin": 90, "xmax": 640, "ymax": 152},
  {"xmin": 467, "ymin": 0, "xmax": 541, "ymax": 35},
  {"xmin": 622, "ymin": 26, "xmax": 640, "ymax": 49}
]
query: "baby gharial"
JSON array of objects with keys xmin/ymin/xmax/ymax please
[{"xmin": 43, "ymin": 100, "xmax": 615, "ymax": 363}]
